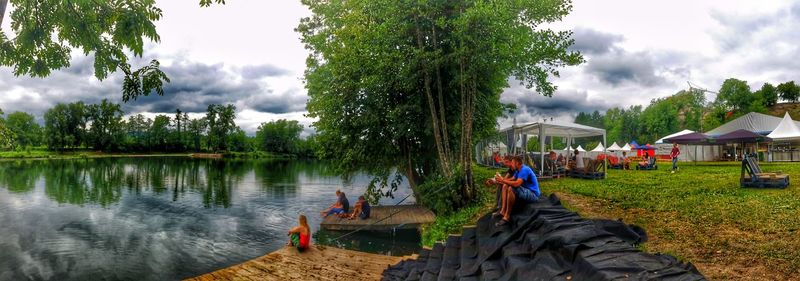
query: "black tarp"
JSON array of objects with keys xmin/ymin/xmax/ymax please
[{"xmin": 382, "ymin": 194, "xmax": 705, "ymax": 281}]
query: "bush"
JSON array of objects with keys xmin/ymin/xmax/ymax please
[{"xmin": 416, "ymin": 171, "xmax": 466, "ymax": 215}]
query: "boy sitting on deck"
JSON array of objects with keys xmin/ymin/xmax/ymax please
[
  {"xmin": 342, "ymin": 196, "xmax": 371, "ymax": 220},
  {"xmin": 321, "ymin": 190, "xmax": 350, "ymax": 218},
  {"xmin": 492, "ymin": 155, "xmax": 541, "ymax": 227},
  {"xmin": 287, "ymin": 214, "xmax": 311, "ymax": 252}
]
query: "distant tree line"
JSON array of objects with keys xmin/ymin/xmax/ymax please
[
  {"xmin": 574, "ymin": 79, "xmax": 800, "ymax": 144},
  {"xmin": 0, "ymin": 100, "xmax": 316, "ymax": 157}
]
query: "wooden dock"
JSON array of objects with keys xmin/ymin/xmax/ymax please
[
  {"xmin": 320, "ymin": 205, "xmax": 436, "ymax": 231},
  {"xmin": 184, "ymin": 245, "xmax": 407, "ymax": 281}
]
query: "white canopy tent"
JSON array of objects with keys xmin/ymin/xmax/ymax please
[
  {"xmin": 767, "ymin": 113, "xmax": 800, "ymax": 141},
  {"xmin": 621, "ymin": 143, "xmax": 632, "ymax": 151},
  {"xmin": 497, "ymin": 120, "xmax": 606, "ymax": 178},
  {"xmin": 607, "ymin": 142, "xmax": 622, "ymax": 151},
  {"xmin": 576, "ymin": 145, "xmax": 586, "ymax": 152},
  {"xmin": 588, "ymin": 143, "xmax": 604, "ymax": 158},
  {"xmin": 655, "ymin": 130, "xmax": 694, "ymax": 144},
  {"xmin": 707, "ymin": 112, "xmax": 800, "ymax": 136}
]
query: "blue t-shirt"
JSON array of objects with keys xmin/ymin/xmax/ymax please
[{"xmin": 514, "ymin": 165, "xmax": 540, "ymax": 197}]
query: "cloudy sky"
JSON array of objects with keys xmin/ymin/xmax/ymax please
[{"xmin": 1, "ymin": 0, "xmax": 798, "ymax": 135}]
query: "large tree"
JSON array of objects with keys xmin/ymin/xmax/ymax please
[
  {"xmin": 86, "ymin": 99, "xmax": 126, "ymax": 151},
  {"xmin": 0, "ymin": 0, "xmax": 224, "ymax": 101},
  {"xmin": 5, "ymin": 111, "xmax": 41, "ymax": 148},
  {"xmin": 777, "ymin": 81, "xmax": 800, "ymax": 103},
  {"xmin": 716, "ymin": 78, "xmax": 753, "ymax": 113},
  {"xmin": 205, "ymin": 104, "xmax": 236, "ymax": 152},
  {"xmin": 299, "ymin": 0, "xmax": 581, "ymax": 204},
  {"xmin": 44, "ymin": 102, "xmax": 87, "ymax": 150},
  {"xmin": 256, "ymin": 119, "xmax": 303, "ymax": 154}
]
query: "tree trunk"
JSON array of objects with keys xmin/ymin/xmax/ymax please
[
  {"xmin": 414, "ymin": 17, "xmax": 451, "ymax": 178},
  {"xmin": 431, "ymin": 26, "xmax": 451, "ymax": 165},
  {"xmin": 0, "ymin": 0, "xmax": 8, "ymax": 27}
]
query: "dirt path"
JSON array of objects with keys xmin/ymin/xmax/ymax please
[{"xmin": 554, "ymin": 192, "xmax": 798, "ymax": 280}]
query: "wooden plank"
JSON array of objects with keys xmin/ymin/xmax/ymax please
[
  {"xmin": 320, "ymin": 205, "xmax": 435, "ymax": 231},
  {"xmin": 187, "ymin": 246, "xmax": 407, "ymax": 281}
]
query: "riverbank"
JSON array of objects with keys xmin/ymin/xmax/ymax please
[
  {"xmin": 422, "ymin": 162, "xmax": 800, "ymax": 280},
  {"xmin": 0, "ymin": 149, "xmax": 310, "ymax": 160},
  {"xmin": 0, "ymin": 149, "xmax": 191, "ymax": 160}
]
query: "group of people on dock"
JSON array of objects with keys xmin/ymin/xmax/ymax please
[
  {"xmin": 288, "ymin": 190, "xmax": 372, "ymax": 252},
  {"xmin": 321, "ymin": 190, "xmax": 372, "ymax": 220}
]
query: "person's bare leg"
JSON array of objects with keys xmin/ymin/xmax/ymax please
[
  {"xmin": 503, "ymin": 188, "xmax": 516, "ymax": 222},
  {"xmin": 498, "ymin": 185, "xmax": 509, "ymax": 216}
]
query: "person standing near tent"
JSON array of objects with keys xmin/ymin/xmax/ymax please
[{"xmin": 670, "ymin": 144, "xmax": 680, "ymax": 173}]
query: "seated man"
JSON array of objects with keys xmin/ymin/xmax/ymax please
[
  {"xmin": 638, "ymin": 154, "xmax": 651, "ymax": 167},
  {"xmin": 320, "ymin": 190, "xmax": 350, "ymax": 218},
  {"xmin": 493, "ymin": 155, "xmax": 540, "ymax": 227},
  {"xmin": 485, "ymin": 156, "xmax": 514, "ymax": 211},
  {"xmin": 621, "ymin": 151, "xmax": 631, "ymax": 170},
  {"xmin": 344, "ymin": 196, "xmax": 371, "ymax": 220}
]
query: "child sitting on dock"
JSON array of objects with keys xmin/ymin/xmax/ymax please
[
  {"xmin": 343, "ymin": 196, "xmax": 371, "ymax": 220},
  {"xmin": 321, "ymin": 190, "xmax": 350, "ymax": 218},
  {"xmin": 287, "ymin": 214, "xmax": 311, "ymax": 252}
]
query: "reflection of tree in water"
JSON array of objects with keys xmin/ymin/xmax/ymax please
[
  {"xmin": 0, "ymin": 160, "xmax": 44, "ymax": 193},
  {"xmin": 0, "ymin": 157, "xmax": 252, "ymax": 208},
  {"xmin": 43, "ymin": 159, "xmax": 124, "ymax": 207},
  {"xmin": 200, "ymin": 159, "xmax": 250, "ymax": 208}
]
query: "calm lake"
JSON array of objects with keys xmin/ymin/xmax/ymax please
[{"xmin": 0, "ymin": 157, "xmax": 420, "ymax": 281}]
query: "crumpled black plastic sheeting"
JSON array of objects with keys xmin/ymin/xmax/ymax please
[{"xmin": 382, "ymin": 194, "xmax": 706, "ymax": 281}]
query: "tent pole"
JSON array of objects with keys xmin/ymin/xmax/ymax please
[
  {"xmin": 603, "ymin": 133, "xmax": 607, "ymax": 179},
  {"xmin": 540, "ymin": 125, "xmax": 545, "ymax": 177}
]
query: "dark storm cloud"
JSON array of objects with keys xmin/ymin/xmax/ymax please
[
  {"xmin": 241, "ymin": 65, "xmax": 290, "ymax": 79},
  {"xmin": 501, "ymin": 82, "xmax": 612, "ymax": 118},
  {"xmin": 244, "ymin": 88, "xmax": 307, "ymax": 114},
  {"xmin": 569, "ymin": 27, "xmax": 623, "ymax": 55},
  {"xmin": 121, "ymin": 59, "xmax": 305, "ymax": 115},
  {"xmin": 584, "ymin": 50, "xmax": 665, "ymax": 87},
  {"xmin": 0, "ymin": 53, "xmax": 305, "ymax": 124}
]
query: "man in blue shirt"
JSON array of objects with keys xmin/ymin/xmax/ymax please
[{"xmin": 493, "ymin": 155, "xmax": 540, "ymax": 227}]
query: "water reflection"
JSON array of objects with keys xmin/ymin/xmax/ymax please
[{"xmin": 0, "ymin": 157, "xmax": 418, "ymax": 281}]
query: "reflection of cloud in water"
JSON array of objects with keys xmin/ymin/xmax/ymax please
[{"xmin": 0, "ymin": 158, "xmax": 417, "ymax": 280}]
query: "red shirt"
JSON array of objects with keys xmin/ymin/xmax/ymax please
[{"xmin": 670, "ymin": 147, "xmax": 680, "ymax": 158}]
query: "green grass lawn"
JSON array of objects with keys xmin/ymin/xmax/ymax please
[{"xmin": 541, "ymin": 161, "xmax": 800, "ymax": 279}]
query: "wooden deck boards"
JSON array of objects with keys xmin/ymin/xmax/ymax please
[
  {"xmin": 184, "ymin": 245, "xmax": 405, "ymax": 281},
  {"xmin": 320, "ymin": 205, "xmax": 436, "ymax": 231}
]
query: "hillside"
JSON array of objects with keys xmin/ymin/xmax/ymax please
[{"xmin": 769, "ymin": 102, "xmax": 800, "ymax": 119}]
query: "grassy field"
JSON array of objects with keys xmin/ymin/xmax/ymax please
[{"xmin": 542, "ymin": 161, "xmax": 800, "ymax": 280}]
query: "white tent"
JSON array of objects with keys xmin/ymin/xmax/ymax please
[
  {"xmin": 607, "ymin": 142, "xmax": 622, "ymax": 151},
  {"xmin": 767, "ymin": 113, "xmax": 800, "ymax": 141},
  {"xmin": 576, "ymin": 145, "xmax": 586, "ymax": 152},
  {"xmin": 497, "ymin": 120, "xmax": 606, "ymax": 177},
  {"xmin": 706, "ymin": 112, "xmax": 800, "ymax": 136},
  {"xmin": 591, "ymin": 143, "xmax": 605, "ymax": 152},
  {"xmin": 655, "ymin": 129, "xmax": 694, "ymax": 144},
  {"xmin": 621, "ymin": 143, "xmax": 632, "ymax": 151}
]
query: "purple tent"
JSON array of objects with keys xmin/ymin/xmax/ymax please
[
  {"xmin": 663, "ymin": 132, "xmax": 712, "ymax": 145},
  {"xmin": 714, "ymin": 129, "xmax": 771, "ymax": 144}
]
